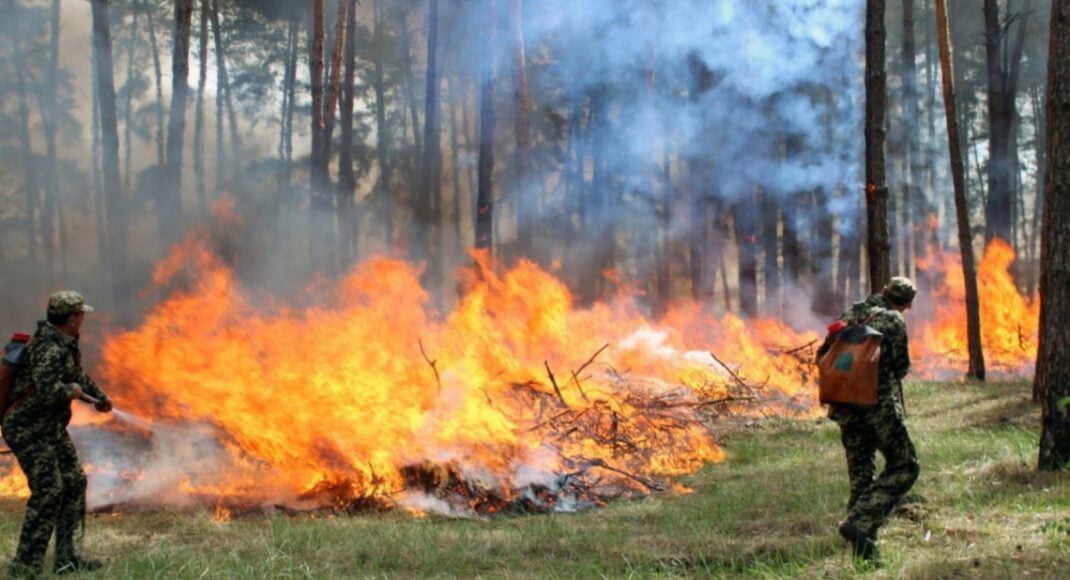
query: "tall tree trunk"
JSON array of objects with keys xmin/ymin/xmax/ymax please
[
  {"xmin": 865, "ymin": 0, "xmax": 891, "ymax": 292},
  {"xmin": 447, "ymin": 66, "xmax": 465, "ymax": 264},
  {"xmin": 308, "ymin": 0, "xmax": 332, "ymax": 273},
  {"xmin": 373, "ymin": 0, "xmax": 393, "ymax": 244},
  {"xmin": 13, "ymin": 17, "xmax": 39, "ymax": 285},
  {"xmin": 734, "ymin": 197, "xmax": 760, "ymax": 317},
  {"xmin": 194, "ymin": 0, "xmax": 209, "ymax": 210},
  {"xmin": 1029, "ymin": 82, "xmax": 1046, "ymax": 293},
  {"xmin": 122, "ymin": 8, "xmax": 140, "ymax": 194},
  {"xmin": 91, "ymin": 0, "xmax": 132, "ymax": 322},
  {"xmin": 811, "ymin": 186, "xmax": 838, "ymax": 317},
  {"xmin": 1036, "ymin": 0, "xmax": 1070, "ymax": 466},
  {"xmin": 902, "ymin": 0, "xmax": 928, "ymax": 287},
  {"xmin": 474, "ymin": 0, "xmax": 497, "ymax": 256},
  {"xmin": 510, "ymin": 0, "xmax": 534, "ymax": 258},
  {"xmin": 417, "ymin": 0, "xmax": 442, "ymax": 289},
  {"xmin": 686, "ymin": 54, "xmax": 715, "ymax": 305},
  {"xmin": 339, "ymin": 0, "xmax": 359, "ymax": 264},
  {"xmin": 145, "ymin": 0, "xmax": 166, "ymax": 168},
  {"xmin": 759, "ymin": 190, "xmax": 780, "ymax": 315},
  {"xmin": 38, "ymin": 0, "xmax": 63, "ymax": 283},
  {"xmin": 936, "ymin": 0, "xmax": 986, "ymax": 381},
  {"xmin": 163, "ymin": 0, "xmax": 193, "ymax": 244},
  {"xmin": 210, "ymin": 0, "xmax": 242, "ymax": 184},
  {"xmin": 91, "ymin": 39, "xmax": 108, "ymax": 269},
  {"xmin": 982, "ymin": 0, "xmax": 1023, "ymax": 243},
  {"xmin": 395, "ymin": 8, "xmax": 423, "ymax": 176}
]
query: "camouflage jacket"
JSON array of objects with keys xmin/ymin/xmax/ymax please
[
  {"xmin": 820, "ymin": 293, "xmax": 911, "ymax": 407},
  {"xmin": 6, "ymin": 320, "xmax": 108, "ymax": 428}
]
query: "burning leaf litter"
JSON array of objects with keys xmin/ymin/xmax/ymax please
[{"xmin": 0, "ymin": 236, "xmax": 1039, "ymax": 517}]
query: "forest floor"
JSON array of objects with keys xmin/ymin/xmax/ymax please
[{"xmin": 0, "ymin": 380, "xmax": 1067, "ymax": 578}]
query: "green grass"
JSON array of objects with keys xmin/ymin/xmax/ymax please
[{"xmin": 1, "ymin": 381, "xmax": 1067, "ymax": 578}]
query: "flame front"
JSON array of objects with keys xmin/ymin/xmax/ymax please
[
  {"xmin": 912, "ymin": 239, "xmax": 1039, "ymax": 377},
  {"xmin": 0, "ymin": 233, "xmax": 1039, "ymax": 513},
  {"xmin": 39, "ymin": 234, "xmax": 817, "ymax": 513}
]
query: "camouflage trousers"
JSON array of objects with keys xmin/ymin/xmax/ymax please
[
  {"xmin": 2, "ymin": 420, "xmax": 87, "ymax": 572},
  {"xmin": 830, "ymin": 396, "xmax": 920, "ymax": 537}
]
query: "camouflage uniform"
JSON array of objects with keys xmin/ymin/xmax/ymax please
[
  {"xmin": 820, "ymin": 278, "xmax": 919, "ymax": 543},
  {"xmin": 2, "ymin": 292, "xmax": 109, "ymax": 575}
]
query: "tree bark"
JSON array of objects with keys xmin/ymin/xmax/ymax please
[
  {"xmin": 10, "ymin": 0, "xmax": 39, "ymax": 290},
  {"xmin": 865, "ymin": 0, "xmax": 891, "ymax": 292},
  {"xmin": 122, "ymin": 7, "xmax": 140, "ymax": 195},
  {"xmin": 40, "ymin": 0, "xmax": 63, "ymax": 282},
  {"xmin": 475, "ymin": 0, "xmax": 497, "ymax": 256},
  {"xmin": 91, "ymin": 32, "xmax": 108, "ymax": 269},
  {"xmin": 163, "ymin": 0, "xmax": 194, "ymax": 243},
  {"xmin": 510, "ymin": 0, "xmax": 534, "ymax": 258},
  {"xmin": 308, "ymin": 0, "xmax": 332, "ymax": 273},
  {"xmin": 91, "ymin": 0, "xmax": 132, "ymax": 322},
  {"xmin": 339, "ymin": 0, "xmax": 359, "ymax": 264},
  {"xmin": 759, "ymin": 190, "xmax": 780, "ymax": 315},
  {"xmin": 1037, "ymin": 0, "xmax": 1070, "ymax": 467},
  {"xmin": 902, "ymin": 0, "xmax": 929, "ymax": 287},
  {"xmin": 145, "ymin": 0, "xmax": 166, "ymax": 168},
  {"xmin": 936, "ymin": 0, "xmax": 986, "ymax": 381},
  {"xmin": 373, "ymin": 0, "xmax": 393, "ymax": 243},
  {"xmin": 395, "ymin": 8, "xmax": 423, "ymax": 177},
  {"xmin": 209, "ymin": 0, "xmax": 242, "ymax": 186},
  {"xmin": 982, "ymin": 0, "xmax": 1023, "ymax": 243},
  {"xmin": 416, "ymin": 0, "xmax": 441, "ymax": 280},
  {"xmin": 734, "ymin": 198, "xmax": 760, "ymax": 318},
  {"xmin": 194, "ymin": 0, "xmax": 209, "ymax": 210}
]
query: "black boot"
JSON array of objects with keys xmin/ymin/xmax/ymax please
[
  {"xmin": 54, "ymin": 557, "xmax": 103, "ymax": 575},
  {"xmin": 839, "ymin": 521, "xmax": 880, "ymax": 563},
  {"xmin": 7, "ymin": 560, "xmax": 43, "ymax": 579}
]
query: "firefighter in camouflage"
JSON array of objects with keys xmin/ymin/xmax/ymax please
[
  {"xmin": 819, "ymin": 277, "xmax": 919, "ymax": 563},
  {"xmin": 3, "ymin": 291, "xmax": 113, "ymax": 577}
]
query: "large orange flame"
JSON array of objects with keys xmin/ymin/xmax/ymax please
[
  {"xmin": 912, "ymin": 239, "xmax": 1039, "ymax": 377},
  {"xmin": 0, "ymin": 229, "xmax": 1037, "ymax": 511},
  {"xmin": 0, "ymin": 229, "xmax": 819, "ymax": 513}
]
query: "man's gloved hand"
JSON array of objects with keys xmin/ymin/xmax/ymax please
[{"xmin": 94, "ymin": 396, "xmax": 113, "ymax": 413}]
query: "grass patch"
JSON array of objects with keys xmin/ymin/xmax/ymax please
[{"xmin": 1, "ymin": 381, "xmax": 1067, "ymax": 578}]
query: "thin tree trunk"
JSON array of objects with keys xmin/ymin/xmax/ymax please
[
  {"xmin": 417, "ymin": 0, "xmax": 441, "ymax": 278},
  {"xmin": 122, "ymin": 8, "xmax": 140, "ymax": 195},
  {"xmin": 510, "ymin": 0, "xmax": 534, "ymax": 257},
  {"xmin": 210, "ymin": 0, "xmax": 242, "ymax": 184},
  {"xmin": 194, "ymin": 0, "xmax": 209, "ymax": 210},
  {"xmin": 1029, "ymin": 82, "xmax": 1045, "ymax": 293},
  {"xmin": 163, "ymin": 0, "xmax": 193, "ymax": 243},
  {"xmin": 339, "ymin": 0, "xmax": 359, "ymax": 264},
  {"xmin": 1036, "ymin": 0, "xmax": 1070, "ymax": 466},
  {"xmin": 91, "ymin": 41, "xmax": 109, "ymax": 269},
  {"xmin": 982, "ymin": 0, "xmax": 1017, "ymax": 243},
  {"xmin": 474, "ymin": 0, "xmax": 497, "ymax": 255},
  {"xmin": 448, "ymin": 66, "xmax": 464, "ymax": 263},
  {"xmin": 39, "ymin": 0, "xmax": 64, "ymax": 282},
  {"xmin": 91, "ymin": 0, "xmax": 132, "ymax": 322},
  {"xmin": 145, "ymin": 0, "xmax": 166, "ymax": 168},
  {"xmin": 734, "ymin": 198, "xmax": 760, "ymax": 317},
  {"xmin": 936, "ymin": 0, "xmax": 986, "ymax": 381},
  {"xmin": 760, "ymin": 190, "xmax": 780, "ymax": 315},
  {"xmin": 373, "ymin": 0, "xmax": 393, "ymax": 243},
  {"xmin": 903, "ymin": 0, "xmax": 928, "ymax": 286},
  {"xmin": 13, "ymin": 19, "xmax": 39, "ymax": 283},
  {"xmin": 308, "ymin": 0, "xmax": 331, "ymax": 272},
  {"xmin": 396, "ymin": 8, "xmax": 423, "ymax": 176},
  {"xmin": 865, "ymin": 0, "xmax": 891, "ymax": 291}
]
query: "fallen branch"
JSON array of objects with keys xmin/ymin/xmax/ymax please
[{"xmin": 419, "ymin": 339, "xmax": 441, "ymax": 390}]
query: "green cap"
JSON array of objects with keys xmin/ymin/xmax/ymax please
[
  {"xmin": 884, "ymin": 276, "xmax": 917, "ymax": 305},
  {"xmin": 47, "ymin": 291, "xmax": 95, "ymax": 316}
]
